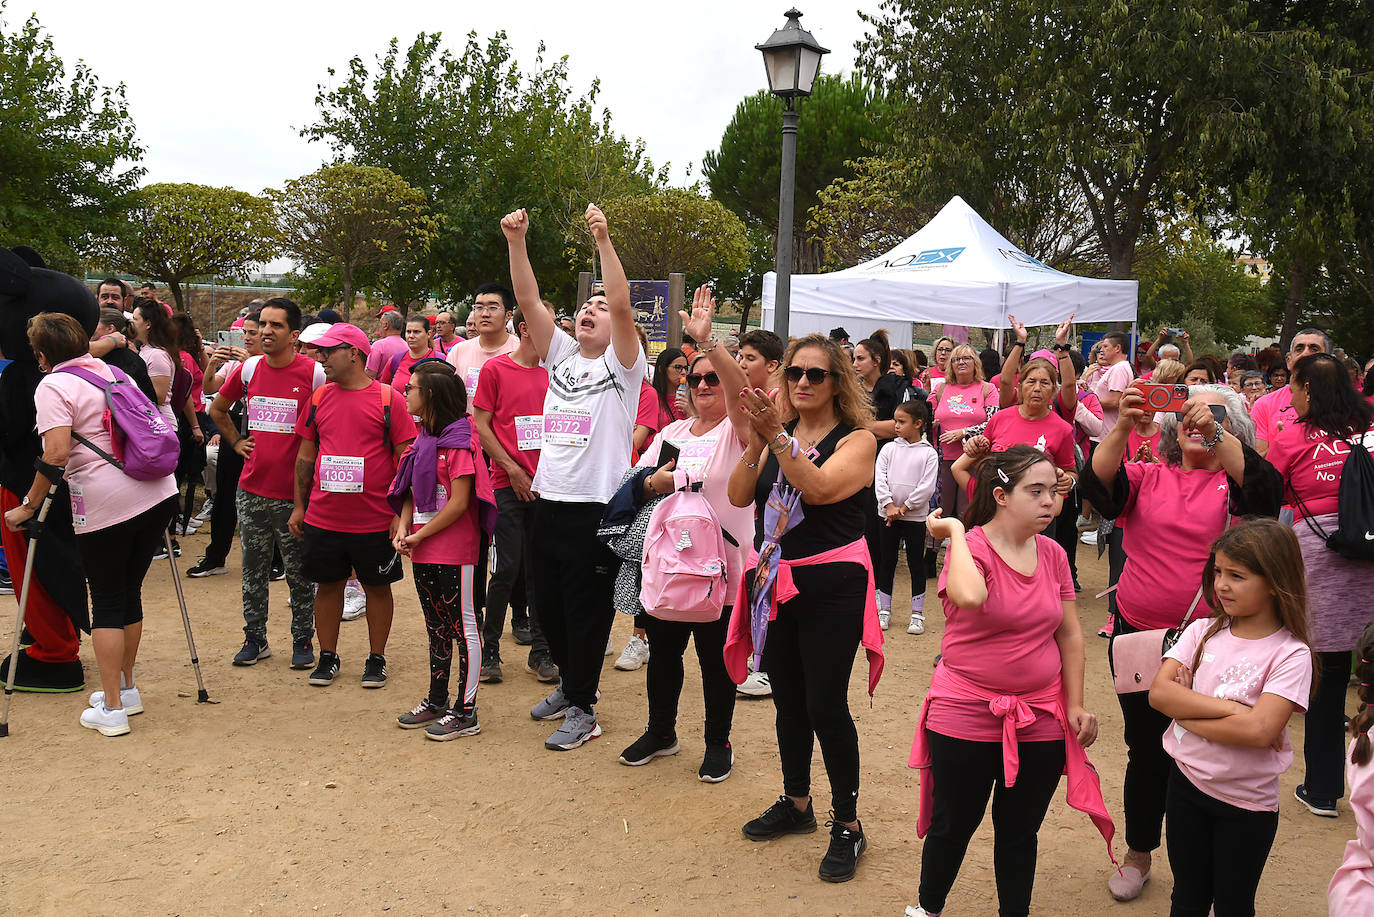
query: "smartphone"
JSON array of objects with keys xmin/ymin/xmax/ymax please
[
  {"xmin": 1136, "ymin": 381, "xmax": 1190, "ymax": 413},
  {"xmin": 658, "ymin": 440, "xmax": 681, "ymax": 469},
  {"xmin": 1165, "ymin": 327, "xmax": 1184, "ymax": 337}
]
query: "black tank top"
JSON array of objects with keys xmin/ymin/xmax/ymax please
[{"xmin": 753, "ymin": 420, "xmax": 868, "ymax": 559}]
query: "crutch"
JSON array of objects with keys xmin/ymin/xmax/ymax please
[
  {"xmin": 0, "ymin": 479, "xmax": 60, "ymax": 737},
  {"xmin": 163, "ymin": 530, "xmax": 217, "ymax": 704}
]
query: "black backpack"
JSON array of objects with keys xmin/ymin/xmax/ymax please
[{"xmin": 1288, "ymin": 438, "xmax": 1374, "ymax": 561}]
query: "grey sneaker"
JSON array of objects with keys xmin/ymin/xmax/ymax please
[
  {"xmin": 425, "ymin": 709, "xmax": 481, "ymax": 741},
  {"xmin": 530, "ymin": 684, "xmax": 569, "ymax": 721},
  {"xmin": 545, "ymin": 705, "xmax": 601, "ymax": 750},
  {"xmin": 525, "ymin": 654, "xmax": 560, "ymax": 684},
  {"xmin": 397, "ymin": 699, "xmax": 445, "ymax": 729},
  {"xmin": 479, "ymin": 652, "xmax": 503, "ymax": 684}
]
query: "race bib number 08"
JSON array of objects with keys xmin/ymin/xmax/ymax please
[
  {"xmin": 319, "ymin": 455, "xmax": 364, "ymax": 493},
  {"xmin": 515, "ymin": 414, "xmax": 543, "ymax": 451}
]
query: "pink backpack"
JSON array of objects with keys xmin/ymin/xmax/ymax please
[{"xmin": 639, "ymin": 481, "xmax": 729, "ymax": 622}]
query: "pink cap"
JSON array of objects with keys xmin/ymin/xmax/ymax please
[
  {"xmin": 1029, "ymin": 348, "xmax": 1057, "ymax": 363},
  {"xmin": 230, "ymin": 318, "xmax": 245, "ymax": 329},
  {"xmin": 308, "ymin": 322, "xmax": 372, "ymax": 356}
]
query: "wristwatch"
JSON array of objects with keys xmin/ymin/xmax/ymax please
[{"xmin": 21, "ymin": 495, "xmax": 31, "ymax": 509}]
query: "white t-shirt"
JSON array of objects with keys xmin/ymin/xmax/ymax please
[{"xmin": 533, "ymin": 332, "xmax": 645, "ymax": 503}]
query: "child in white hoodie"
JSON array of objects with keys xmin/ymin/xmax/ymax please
[{"xmin": 875, "ymin": 399, "xmax": 940, "ymax": 634}]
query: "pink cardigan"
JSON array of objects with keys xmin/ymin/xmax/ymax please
[
  {"xmin": 723, "ymin": 538, "xmax": 885, "ymax": 698},
  {"xmin": 909, "ymin": 663, "xmax": 1116, "ymax": 863}
]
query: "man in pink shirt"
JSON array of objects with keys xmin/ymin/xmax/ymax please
[
  {"xmin": 431, "ymin": 311, "xmax": 461, "ymax": 357},
  {"xmin": 1250, "ymin": 328, "xmax": 1330, "ymax": 456},
  {"xmin": 447, "ymin": 283, "xmax": 518, "ymax": 409},
  {"xmin": 1092, "ymin": 331, "xmax": 1136, "ymax": 430},
  {"xmin": 364, "ymin": 307, "xmax": 408, "ymax": 380}
]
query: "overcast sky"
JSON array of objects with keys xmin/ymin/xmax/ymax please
[{"xmin": 19, "ymin": 1, "xmax": 873, "ymax": 270}]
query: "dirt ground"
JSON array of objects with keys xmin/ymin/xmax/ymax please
[{"xmin": 0, "ymin": 530, "xmax": 1352, "ymax": 916}]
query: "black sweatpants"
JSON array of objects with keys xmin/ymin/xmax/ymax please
[
  {"xmin": 483, "ymin": 487, "xmax": 547, "ymax": 661},
  {"xmin": 1302, "ymin": 650, "xmax": 1354, "ymax": 800},
  {"xmin": 1108, "ymin": 614, "xmax": 1174, "ymax": 852},
  {"xmin": 763, "ymin": 563, "xmax": 864, "ymax": 823},
  {"xmin": 642, "ymin": 610, "xmax": 735, "ymax": 746},
  {"xmin": 1106, "ymin": 525, "xmax": 1126, "ymax": 619},
  {"xmin": 78, "ymin": 497, "xmax": 177, "ymax": 629},
  {"xmin": 205, "ymin": 425, "xmax": 244, "ymax": 566},
  {"xmin": 531, "ymin": 499, "xmax": 618, "ymax": 712},
  {"xmin": 876, "ymin": 518, "xmax": 926, "ymax": 598},
  {"xmin": 413, "ymin": 562, "xmax": 481, "ymax": 715},
  {"xmin": 1051, "ymin": 486, "xmax": 1081, "ymax": 585},
  {"xmin": 917, "ymin": 730, "xmax": 1066, "ymax": 917},
  {"xmin": 1165, "ymin": 763, "xmax": 1278, "ymax": 916}
]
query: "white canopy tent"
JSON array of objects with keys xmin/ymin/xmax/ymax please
[{"xmin": 761, "ymin": 195, "xmax": 1138, "ymax": 350}]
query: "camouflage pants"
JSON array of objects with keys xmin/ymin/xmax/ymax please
[{"xmin": 237, "ymin": 490, "xmax": 314, "ymax": 643}]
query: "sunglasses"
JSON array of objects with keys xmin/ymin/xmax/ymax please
[
  {"xmin": 784, "ymin": 365, "xmax": 836, "ymax": 385},
  {"xmin": 687, "ymin": 371, "xmax": 720, "ymax": 388}
]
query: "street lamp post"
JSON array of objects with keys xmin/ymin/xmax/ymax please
[{"xmin": 757, "ymin": 8, "xmax": 828, "ymax": 342}]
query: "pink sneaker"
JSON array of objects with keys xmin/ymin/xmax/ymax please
[
  {"xmin": 1098, "ymin": 613, "xmax": 1115, "ymax": 638},
  {"xmin": 1108, "ymin": 862, "xmax": 1151, "ymax": 901}
]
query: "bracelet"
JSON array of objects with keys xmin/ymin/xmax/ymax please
[
  {"xmin": 740, "ymin": 455, "xmax": 760, "ymax": 469},
  {"xmin": 698, "ymin": 338, "xmax": 719, "ymax": 353},
  {"xmin": 1010, "ymin": 341, "xmax": 1025, "ymax": 350},
  {"xmin": 646, "ymin": 476, "xmax": 661, "ymax": 497},
  {"xmin": 1202, "ymin": 426, "xmax": 1225, "ymax": 451}
]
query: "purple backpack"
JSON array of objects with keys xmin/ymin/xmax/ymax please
[{"xmin": 57, "ymin": 364, "xmax": 179, "ymax": 481}]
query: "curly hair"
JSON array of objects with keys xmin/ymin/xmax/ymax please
[{"xmin": 782, "ymin": 333, "xmax": 874, "ymax": 431}]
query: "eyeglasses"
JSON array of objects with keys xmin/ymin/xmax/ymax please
[
  {"xmin": 687, "ymin": 371, "xmax": 720, "ymax": 388},
  {"xmin": 315, "ymin": 344, "xmax": 351, "ymax": 356},
  {"xmin": 952, "ymin": 356, "xmax": 975, "ymax": 364},
  {"xmin": 471, "ymin": 304, "xmax": 506, "ymax": 314},
  {"xmin": 670, "ymin": 363, "xmax": 689, "ymax": 373},
  {"xmin": 784, "ymin": 365, "xmax": 836, "ymax": 385},
  {"xmin": 403, "ymin": 384, "xmax": 417, "ymax": 394}
]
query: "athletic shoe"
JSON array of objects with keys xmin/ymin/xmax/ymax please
[
  {"xmin": 1080, "ymin": 529, "xmax": 1099, "ymax": 546},
  {"xmin": 737, "ymin": 671, "xmax": 772, "ymax": 698},
  {"xmin": 174, "ymin": 518, "xmax": 203, "ymax": 536},
  {"xmin": 194, "ymin": 499, "xmax": 214, "ymax": 521},
  {"xmin": 341, "ymin": 583, "xmax": 366, "ymax": 621},
  {"xmin": 290, "ymin": 639, "xmax": 315, "ymax": 670},
  {"xmin": 742, "ymin": 795, "xmax": 817, "ymax": 841},
  {"xmin": 88, "ymin": 686, "xmax": 143, "ymax": 716},
  {"xmin": 545, "ymin": 705, "xmax": 601, "ymax": 750},
  {"xmin": 153, "ymin": 545, "xmax": 168, "ymax": 561},
  {"xmin": 818, "ymin": 817, "xmax": 866, "ymax": 883},
  {"xmin": 397, "ymin": 698, "xmax": 445, "ymax": 729},
  {"xmin": 1098, "ymin": 614, "xmax": 1115, "ymax": 639},
  {"xmin": 526, "ymin": 655, "xmax": 560, "ymax": 683},
  {"xmin": 530, "ymin": 684, "xmax": 570, "ymax": 721},
  {"xmin": 904, "ymin": 907, "xmax": 940, "ymax": 916},
  {"xmin": 1295, "ymin": 784, "xmax": 1338, "ymax": 817},
  {"xmin": 908, "ymin": 613, "xmax": 926, "ymax": 635},
  {"xmin": 877, "ymin": 610, "xmax": 891, "ymax": 631},
  {"xmin": 308, "ymin": 651, "xmax": 340, "ymax": 686},
  {"xmin": 698, "ymin": 743, "xmax": 734, "ymax": 783},
  {"xmin": 425, "ymin": 709, "xmax": 481, "ymax": 741},
  {"xmin": 361, "ymin": 653, "xmax": 387, "ymax": 688},
  {"xmin": 232, "ymin": 637, "xmax": 271, "ymax": 666},
  {"xmin": 605, "ymin": 635, "xmax": 614, "ymax": 656},
  {"xmin": 270, "ymin": 562, "xmax": 287, "ymax": 582},
  {"xmin": 0, "ymin": 570, "xmax": 14, "ymax": 595},
  {"xmin": 618, "ymin": 730, "xmax": 680, "ymax": 766},
  {"xmin": 158, "ymin": 539, "xmax": 181, "ymax": 558},
  {"xmin": 615, "ymin": 634, "xmax": 650, "ymax": 671},
  {"xmin": 187, "ymin": 557, "xmax": 228, "ymax": 578},
  {"xmin": 480, "ymin": 648, "xmax": 503, "ymax": 684},
  {"xmin": 512, "ymin": 620, "xmax": 533, "ymax": 646},
  {"xmin": 80, "ymin": 704, "xmax": 130, "ymax": 737},
  {"xmin": 1076, "ymin": 512, "xmax": 1097, "ymax": 531}
]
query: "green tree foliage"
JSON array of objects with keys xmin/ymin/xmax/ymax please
[
  {"xmin": 589, "ymin": 187, "xmax": 747, "ymax": 290},
  {"xmin": 703, "ymin": 73, "xmax": 891, "ymax": 274},
  {"xmin": 0, "ymin": 4, "xmax": 142, "ymax": 272},
  {"xmin": 303, "ymin": 32, "xmax": 662, "ymax": 305},
  {"xmin": 100, "ymin": 184, "xmax": 277, "ymax": 312},
  {"xmin": 1133, "ymin": 224, "xmax": 1269, "ymax": 350},
  {"xmin": 269, "ymin": 163, "xmax": 438, "ymax": 313}
]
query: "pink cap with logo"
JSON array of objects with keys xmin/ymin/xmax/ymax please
[{"xmin": 307, "ymin": 322, "xmax": 372, "ymax": 356}]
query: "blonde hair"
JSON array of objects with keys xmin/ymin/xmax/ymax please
[
  {"xmin": 783, "ymin": 333, "xmax": 874, "ymax": 431},
  {"xmin": 1152, "ymin": 359, "xmax": 1185, "ymax": 385},
  {"xmin": 945, "ymin": 343, "xmax": 985, "ymax": 383}
]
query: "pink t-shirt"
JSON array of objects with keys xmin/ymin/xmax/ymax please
[
  {"xmin": 37, "ymin": 356, "xmax": 178, "ymax": 533},
  {"xmin": 405, "ymin": 445, "xmax": 481, "ymax": 566},
  {"xmin": 295, "ymin": 382, "xmax": 418, "ymax": 533},
  {"xmin": 984, "ymin": 406, "xmax": 1075, "ymax": 471},
  {"xmin": 1249, "ymin": 386, "xmax": 1295, "ymax": 448},
  {"xmin": 140, "ymin": 345, "xmax": 178, "ymax": 424},
  {"xmin": 1164, "ymin": 619, "xmax": 1313, "ymax": 811},
  {"xmin": 470, "ymin": 354, "xmax": 548, "ymax": 490},
  {"xmin": 931, "ymin": 381, "xmax": 999, "ymax": 460},
  {"xmin": 365, "ymin": 334, "xmax": 409, "ymax": 377},
  {"xmin": 1115, "ymin": 462, "xmax": 1230, "ymax": 630},
  {"xmin": 432, "ymin": 335, "xmax": 460, "ymax": 358},
  {"xmin": 447, "ymin": 334, "xmax": 518, "ymax": 409},
  {"xmin": 1265, "ymin": 421, "xmax": 1374, "ymax": 519},
  {"xmin": 179, "ymin": 350, "xmax": 204, "ymax": 407},
  {"xmin": 636, "ymin": 416, "xmax": 751, "ymax": 598},
  {"xmin": 383, "ymin": 348, "xmax": 439, "ymax": 392},
  {"xmin": 1093, "ymin": 359, "xmax": 1136, "ymax": 429},
  {"xmin": 930, "ymin": 527, "xmax": 1075, "ymax": 742},
  {"xmin": 1124, "ymin": 426, "xmax": 1162, "ymax": 464},
  {"xmin": 219, "ymin": 354, "xmax": 326, "ymax": 501}
]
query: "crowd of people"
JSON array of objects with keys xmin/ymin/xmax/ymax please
[{"xmin": 6, "ymin": 209, "xmax": 1374, "ymax": 915}]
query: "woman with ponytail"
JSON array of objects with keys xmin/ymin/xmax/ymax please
[{"xmin": 1330, "ymin": 622, "xmax": 1374, "ymax": 913}]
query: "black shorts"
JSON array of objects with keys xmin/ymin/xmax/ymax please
[{"xmin": 301, "ymin": 525, "xmax": 404, "ymax": 587}]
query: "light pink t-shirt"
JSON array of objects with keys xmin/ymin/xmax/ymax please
[
  {"xmin": 405, "ymin": 445, "xmax": 481, "ymax": 566},
  {"xmin": 930, "ymin": 527, "xmax": 1075, "ymax": 742},
  {"xmin": 364, "ymin": 334, "xmax": 409, "ymax": 377},
  {"xmin": 1093, "ymin": 358, "xmax": 1135, "ymax": 429},
  {"xmin": 446, "ymin": 334, "xmax": 518, "ymax": 409},
  {"xmin": 139, "ymin": 345, "xmax": 178, "ymax": 424},
  {"xmin": 984, "ymin": 405, "xmax": 1075, "ymax": 471},
  {"xmin": 37, "ymin": 356, "xmax": 178, "ymax": 533},
  {"xmin": 930, "ymin": 381, "xmax": 999, "ymax": 460},
  {"xmin": 1249, "ymin": 386, "xmax": 1295, "ymax": 449},
  {"xmin": 1164, "ymin": 619, "xmax": 1312, "ymax": 811},
  {"xmin": 636, "ymin": 415, "xmax": 750, "ymax": 598}
]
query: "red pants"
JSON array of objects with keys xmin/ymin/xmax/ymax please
[{"xmin": 0, "ymin": 487, "xmax": 78, "ymax": 663}]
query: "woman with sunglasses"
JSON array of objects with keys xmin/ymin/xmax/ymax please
[
  {"xmin": 727, "ymin": 333, "xmax": 879, "ymax": 883},
  {"xmin": 618, "ymin": 287, "xmax": 751, "ymax": 781}
]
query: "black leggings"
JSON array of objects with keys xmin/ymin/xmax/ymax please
[
  {"xmin": 1303, "ymin": 650, "xmax": 1354, "ymax": 801},
  {"xmin": 876, "ymin": 518, "xmax": 926, "ymax": 598},
  {"xmin": 917, "ymin": 730, "xmax": 1066, "ymax": 917},
  {"xmin": 763, "ymin": 566, "xmax": 864, "ymax": 822},
  {"xmin": 642, "ymin": 610, "xmax": 735, "ymax": 746},
  {"xmin": 1050, "ymin": 487, "xmax": 1080, "ymax": 583},
  {"xmin": 1165, "ymin": 763, "xmax": 1278, "ymax": 916},
  {"xmin": 78, "ymin": 497, "xmax": 177, "ymax": 629},
  {"xmin": 1108, "ymin": 615, "xmax": 1173, "ymax": 852},
  {"xmin": 413, "ymin": 562, "xmax": 481, "ymax": 715}
]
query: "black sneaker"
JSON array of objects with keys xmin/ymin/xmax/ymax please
[
  {"xmin": 1295, "ymin": 784, "xmax": 1338, "ymax": 817},
  {"xmin": 308, "ymin": 651, "xmax": 340, "ymax": 686},
  {"xmin": 480, "ymin": 649, "xmax": 502, "ymax": 684},
  {"xmin": 698, "ymin": 742, "xmax": 734, "ymax": 783},
  {"xmin": 818, "ymin": 816, "xmax": 866, "ymax": 882},
  {"xmin": 187, "ymin": 556, "xmax": 228, "ymax": 578},
  {"xmin": 0, "ymin": 570, "xmax": 13, "ymax": 595},
  {"xmin": 361, "ymin": 653, "xmax": 387, "ymax": 688},
  {"xmin": 512, "ymin": 620, "xmax": 534, "ymax": 646},
  {"xmin": 618, "ymin": 730, "xmax": 680, "ymax": 766},
  {"xmin": 290, "ymin": 639, "xmax": 315, "ymax": 670},
  {"xmin": 742, "ymin": 795, "xmax": 817, "ymax": 841},
  {"xmin": 170, "ymin": 540, "xmax": 181, "ymax": 558},
  {"xmin": 398, "ymin": 698, "xmax": 445, "ymax": 729},
  {"xmin": 270, "ymin": 562, "xmax": 287, "ymax": 582},
  {"xmin": 525, "ymin": 654, "xmax": 560, "ymax": 683},
  {"xmin": 425, "ymin": 708, "xmax": 481, "ymax": 741},
  {"xmin": 232, "ymin": 637, "xmax": 270, "ymax": 666}
]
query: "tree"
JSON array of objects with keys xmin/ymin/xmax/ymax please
[
  {"xmin": 0, "ymin": 4, "xmax": 142, "ymax": 272},
  {"xmin": 581, "ymin": 187, "xmax": 748, "ymax": 290},
  {"xmin": 269, "ymin": 163, "xmax": 438, "ymax": 313},
  {"xmin": 1132, "ymin": 223, "xmax": 1269, "ymax": 349},
  {"xmin": 304, "ymin": 32, "xmax": 662, "ymax": 305},
  {"xmin": 99, "ymin": 183, "xmax": 277, "ymax": 311},
  {"xmin": 703, "ymin": 73, "xmax": 891, "ymax": 276}
]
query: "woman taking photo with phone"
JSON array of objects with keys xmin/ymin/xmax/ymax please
[{"xmin": 726, "ymin": 333, "xmax": 878, "ymax": 883}]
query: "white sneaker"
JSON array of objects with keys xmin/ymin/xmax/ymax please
[
  {"xmin": 878, "ymin": 610, "xmax": 891, "ymax": 631},
  {"xmin": 342, "ymin": 583, "xmax": 366, "ymax": 621},
  {"xmin": 605, "ymin": 635, "xmax": 614, "ymax": 656},
  {"xmin": 1080, "ymin": 529, "xmax": 1099, "ymax": 546},
  {"xmin": 615, "ymin": 634, "xmax": 650, "ymax": 671},
  {"xmin": 80, "ymin": 704, "xmax": 131, "ymax": 736},
  {"xmin": 88, "ymin": 686, "xmax": 143, "ymax": 716},
  {"xmin": 908, "ymin": 613, "xmax": 926, "ymax": 635},
  {"xmin": 905, "ymin": 906, "xmax": 939, "ymax": 916},
  {"xmin": 737, "ymin": 671, "xmax": 772, "ymax": 697},
  {"xmin": 195, "ymin": 499, "xmax": 214, "ymax": 521}
]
